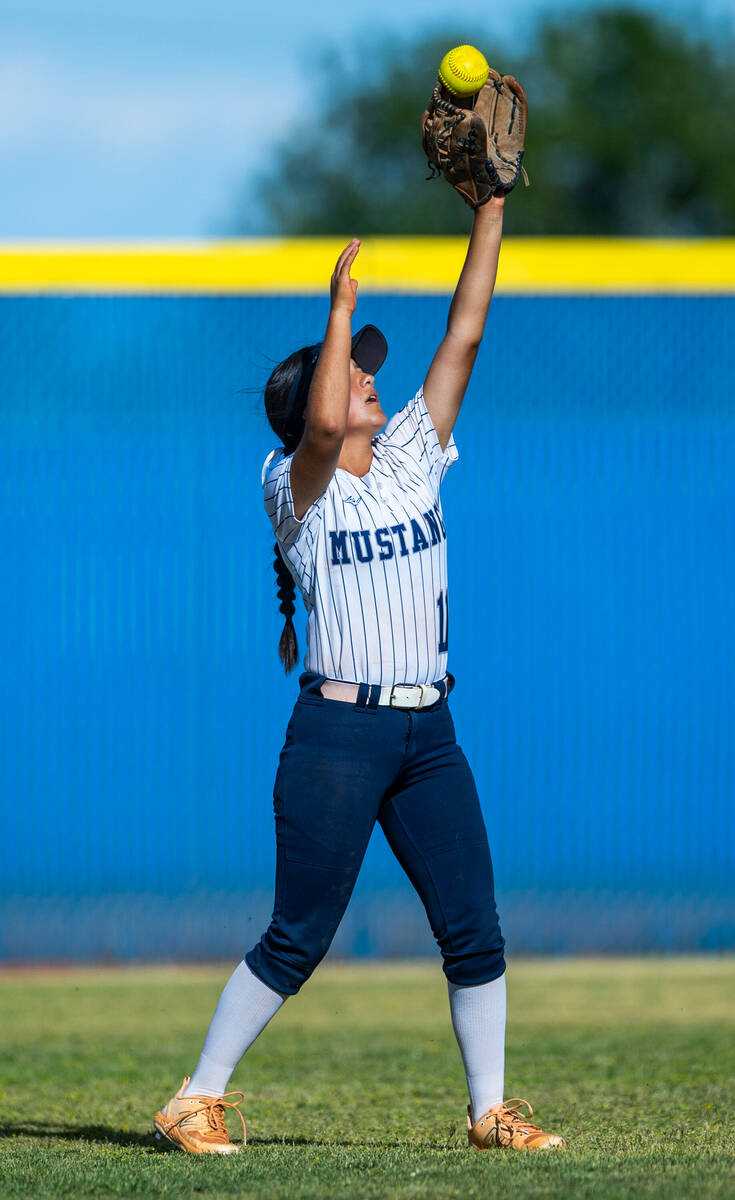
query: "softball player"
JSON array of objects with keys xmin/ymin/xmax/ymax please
[{"xmin": 154, "ymin": 203, "xmax": 564, "ymax": 1154}]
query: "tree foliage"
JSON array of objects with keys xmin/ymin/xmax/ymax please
[{"xmin": 238, "ymin": 7, "xmax": 735, "ymax": 236}]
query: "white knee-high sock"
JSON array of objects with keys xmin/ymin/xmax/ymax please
[
  {"xmin": 448, "ymin": 973, "xmax": 506, "ymax": 1123},
  {"xmin": 183, "ymin": 961, "xmax": 286, "ymax": 1097}
]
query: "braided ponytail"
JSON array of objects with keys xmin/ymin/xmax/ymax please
[
  {"xmin": 263, "ymin": 347, "xmax": 312, "ymax": 673},
  {"xmin": 273, "ymin": 541, "xmax": 298, "ymax": 673}
]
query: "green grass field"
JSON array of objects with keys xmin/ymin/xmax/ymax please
[{"xmin": 1, "ymin": 958, "xmax": 733, "ymax": 1199}]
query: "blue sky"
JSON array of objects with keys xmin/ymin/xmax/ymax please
[{"xmin": 0, "ymin": 0, "xmax": 730, "ymax": 238}]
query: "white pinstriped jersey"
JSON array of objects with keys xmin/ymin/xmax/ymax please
[{"xmin": 262, "ymin": 387, "xmax": 458, "ymax": 687}]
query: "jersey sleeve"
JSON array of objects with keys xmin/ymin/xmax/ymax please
[
  {"xmin": 262, "ymin": 448, "xmax": 327, "ymax": 600},
  {"xmin": 373, "ymin": 387, "xmax": 459, "ymax": 494}
]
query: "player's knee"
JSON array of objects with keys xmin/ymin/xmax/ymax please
[
  {"xmin": 244, "ymin": 922, "xmax": 332, "ymax": 996},
  {"xmin": 439, "ymin": 905, "xmax": 506, "ymax": 986},
  {"xmin": 442, "ymin": 941, "xmax": 506, "ymax": 987}
]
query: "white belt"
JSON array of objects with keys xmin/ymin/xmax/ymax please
[{"xmin": 320, "ymin": 679, "xmax": 443, "ymax": 709}]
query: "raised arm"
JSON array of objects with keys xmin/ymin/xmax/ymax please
[
  {"xmin": 290, "ymin": 239, "xmax": 359, "ymax": 519},
  {"xmin": 422, "ymin": 196, "xmax": 504, "ymax": 451}
]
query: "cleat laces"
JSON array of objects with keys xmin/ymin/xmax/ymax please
[
  {"xmin": 495, "ymin": 1098, "xmax": 546, "ymax": 1141},
  {"xmin": 175, "ymin": 1091, "xmax": 247, "ymax": 1144},
  {"xmin": 207, "ymin": 1104, "xmax": 227, "ymax": 1135}
]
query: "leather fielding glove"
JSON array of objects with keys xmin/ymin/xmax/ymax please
[{"xmin": 421, "ymin": 68, "xmax": 529, "ymax": 208}]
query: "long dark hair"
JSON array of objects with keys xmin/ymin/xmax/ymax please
[{"xmin": 264, "ymin": 348, "xmax": 312, "ymax": 673}]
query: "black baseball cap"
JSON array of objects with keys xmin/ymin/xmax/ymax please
[{"xmin": 283, "ymin": 324, "xmax": 387, "ymax": 451}]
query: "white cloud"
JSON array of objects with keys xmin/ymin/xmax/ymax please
[
  {"xmin": 0, "ymin": 38, "xmax": 301, "ymax": 157},
  {"xmin": 0, "ymin": 37, "xmax": 303, "ymax": 234}
]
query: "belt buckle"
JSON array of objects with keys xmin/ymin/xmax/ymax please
[{"xmin": 389, "ymin": 684, "xmax": 424, "ymax": 709}]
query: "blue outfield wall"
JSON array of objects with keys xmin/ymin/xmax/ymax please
[{"xmin": 1, "ymin": 293, "xmax": 734, "ymax": 961}]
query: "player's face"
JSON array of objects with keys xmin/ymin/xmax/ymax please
[{"xmin": 346, "ymin": 358, "xmax": 386, "ymax": 433}]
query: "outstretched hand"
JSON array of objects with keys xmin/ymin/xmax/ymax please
[{"xmin": 330, "ymin": 238, "xmax": 360, "ymax": 315}]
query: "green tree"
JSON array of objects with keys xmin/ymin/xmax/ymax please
[{"xmin": 234, "ymin": 8, "xmax": 735, "ymax": 236}]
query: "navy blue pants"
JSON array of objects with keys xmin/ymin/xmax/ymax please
[{"xmin": 246, "ymin": 672, "xmax": 505, "ymax": 995}]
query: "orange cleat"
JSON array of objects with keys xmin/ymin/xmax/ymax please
[
  {"xmin": 467, "ymin": 1097, "xmax": 565, "ymax": 1151},
  {"xmin": 153, "ymin": 1076, "xmax": 246, "ymax": 1154}
]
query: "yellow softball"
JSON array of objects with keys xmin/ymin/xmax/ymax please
[{"xmin": 438, "ymin": 45, "xmax": 490, "ymax": 97}]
